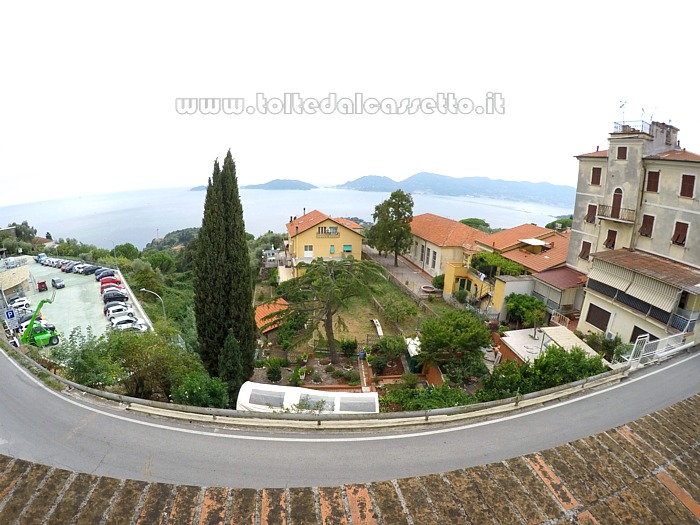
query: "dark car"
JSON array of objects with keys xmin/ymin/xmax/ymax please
[
  {"xmin": 63, "ymin": 261, "xmax": 82, "ymax": 273},
  {"xmin": 95, "ymin": 269, "xmax": 116, "ymax": 281},
  {"xmin": 83, "ymin": 265, "xmax": 100, "ymax": 275},
  {"xmin": 51, "ymin": 278, "xmax": 65, "ymax": 289},
  {"xmin": 102, "ymin": 290, "xmax": 128, "ymax": 304}
]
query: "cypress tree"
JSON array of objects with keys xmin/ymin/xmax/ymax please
[{"xmin": 193, "ymin": 151, "xmax": 256, "ymax": 401}]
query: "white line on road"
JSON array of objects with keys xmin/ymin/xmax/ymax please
[{"xmin": 2, "ymin": 348, "xmax": 698, "ymax": 444}]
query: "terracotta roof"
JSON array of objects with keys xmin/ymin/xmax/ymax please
[
  {"xmin": 333, "ymin": 217, "xmax": 362, "ymax": 230},
  {"xmin": 534, "ymin": 266, "xmax": 587, "ymax": 290},
  {"xmin": 644, "ymin": 148, "xmax": 700, "ymax": 163},
  {"xmin": 255, "ymin": 298, "xmax": 289, "ymax": 334},
  {"xmin": 410, "ymin": 213, "xmax": 488, "ymax": 250},
  {"xmin": 480, "ymin": 224, "xmax": 554, "ymax": 252},
  {"xmin": 591, "ymin": 249, "xmax": 700, "ymax": 293},
  {"xmin": 32, "ymin": 237, "xmax": 52, "ymax": 244},
  {"xmin": 286, "ymin": 210, "xmax": 362, "ymax": 237},
  {"xmin": 500, "ymin": 231, "xmax": 571, "ymax": 273},
  {"xmin": 577, "ymin": 149, "xmax": 608, "ymax": 158}
]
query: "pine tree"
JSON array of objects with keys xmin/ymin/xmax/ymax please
[
  {"xmin": 193, "ymin": 151, "xmax": 256, "ymax": 401},
  {"xmin": 366, "ymin": 189, "xmax": 414, "ymax": 266}
]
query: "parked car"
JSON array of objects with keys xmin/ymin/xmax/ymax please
[
  {"xmin": 51, "ymin": 278, "xmax": 65, "ymax": 289},
  {"xmin": 72, "ymin": 263, "xmax": 89, "ymax": 273},
  {"xmin": 95, "ymin": 269, "xmax": 116, "ymax": 281},
  {"xmin": 8, "ymin": 296, "xmax": 31, "ymax": 310},
  {"xmin": 101, "ymin": 286, "xmax": 125, "ymax": 296},
  {"xmin": 110, "ymin": 315, "xmax": 146, "ymax": 330},
  {"xmin": 106, "ymin": 304, "xmax": 135, "ymax": 320},
  {"xmin": 117, "ymin": 322, "xmax": 148, "ymax": 333},
  {"xmin": 103, "ymin": 290, "xmax": 129, "ymax": 303},
  {"xmin": 100, "ymin": 276, "xmax": 121, "ymax": 286},
  {"xmin": 81, "ymin": 265, "xmax": 99, "ymax": 274},
  {"xmin": 103, "ymin": 300, "xmax": 129, "ymax": 314}
]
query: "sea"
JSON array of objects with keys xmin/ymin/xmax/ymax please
[{"xmin": 0, "ymin": 187, "xmax": 574, "ymax": 250}]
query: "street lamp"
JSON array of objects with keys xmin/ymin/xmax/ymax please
[{"xmin": 140, "ymin": 288, "xmax": 166, "ymax": 320}]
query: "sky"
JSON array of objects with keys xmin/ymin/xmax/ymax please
[{"xmin": 2, "ymin": 1, "xmax": 699, "ymax": 207}]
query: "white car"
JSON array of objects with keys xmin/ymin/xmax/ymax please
[
  {"xmin": 110, "ymin": 315, "xmax": 146, "ymax": 330},
  {"xmin": 8, "ymin": 296, "xmax": 31, "ymax": 310},
  {"xmin": 106, "ymin": 304, "xmax": 135, "ymax": 321}
]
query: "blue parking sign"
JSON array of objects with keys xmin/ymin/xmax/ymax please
[{"xmin": 5, "ymin": 310, "xmax": 15, "ymax": 320}]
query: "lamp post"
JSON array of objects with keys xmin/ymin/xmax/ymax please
[{"xmin": 140, "ymin": 288, "xmax": 166, "ymax": 320}]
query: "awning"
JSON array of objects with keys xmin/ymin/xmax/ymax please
[
  {"xmin": 587, "ymin": 260, "xmax": 633, "ymax": 291},
  {"xmin": 626, "ymin": 273, "xmax": 679, "ymax": 312}
]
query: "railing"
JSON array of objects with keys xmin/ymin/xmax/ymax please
[
  {"xmin": 669, "ymin": 313, "xmax": 697, "ymax": 333},
  {"xmin": 550, "ymin": 311, "xmax": 571, "ymax": 329},
  {"xmin": 613, "ymin": 120, "xmax": 651, "ymax": 134},
  {"xmin": 316, "ymin": 233, "xmax": 340, "ymax": 238},
  {"xmin": 597, "ymin": 205, "xmax": 637, "ymax": 222},
  {"xmin": 614, "ymin": 332, "xmax": 691, "ymax": 369}
]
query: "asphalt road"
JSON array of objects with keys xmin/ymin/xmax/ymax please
[{"xmin": 1, "ymin": 347, "xmax": 698, "ymax": 489}]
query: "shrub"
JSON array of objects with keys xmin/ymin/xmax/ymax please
[
  {"xmin": 401, "ymin": 372, "xmax": 420, "ymax": 389},
  {"xmin": 453, "ymin": 290, "xmax": 468, "ymax": 304},
  {"xmin": 266, "ymin": 359, "xmax": 282, "ymax": 382},
  {"xmin": 331, "ymin": 369, "xmax": 346, "ymax": 380},
  {"xmin": 346, "ymin": 370, "xmax": 361, "ymax": 386},
  {"xmin": 371, "ymin": 355, "xmax": 387, "ymax": 375},
  {"xmin": 288, "ymin": 367, "xmax": 303, "ymax": 387},
  {"xmin": 324, "ymin": 364, "xmax": 335, "ymax": 373},
  {"xmin": 171, "ymin": 372, "xmax": 229, "ymax": 408},
  {"xmin": 432, "ymin": 274, "xmax": 445, "ymax": 290},
  {"xmin": 312, "ymin": 372, "xmax": 322, "ymax": 383},
  {"xmin": 339, "ymin": 338, "xmax": 358, "ymax": 358}
]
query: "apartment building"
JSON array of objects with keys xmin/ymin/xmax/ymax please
[{"xmin": 567, "ymin": 121, "xmax": 700, "ymax": 343}]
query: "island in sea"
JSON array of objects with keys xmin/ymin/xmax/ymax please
[{"xmin": 241, "ymin": 179, "xmax": 317, "ymax": 190}]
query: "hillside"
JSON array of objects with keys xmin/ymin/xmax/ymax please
[
  {"xmin": 337, "ymin": 172, "xmax": 575, "ymax": 206},
  {"xmin": 241, "ymin": 179, "xmax": 317, "ymax": 190}
]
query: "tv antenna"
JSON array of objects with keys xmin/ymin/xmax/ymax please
[{"xmin": 619, "ymin": 101, "xmax": 627, "ymax": 123}]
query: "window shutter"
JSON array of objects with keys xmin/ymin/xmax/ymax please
[
  {"xmin": 646, "ymin": 171, "xmax": 660, "ymax": 192},
  {"xmin": 617, "ymin": 147, "xmax": 627, "ymax": 160},
  {"xmin": 591, "ymin": 167, "xmax": 602, "ymax": 185},
  {"xmin": 680, "ymin": 175, "xmax": 695, "ymax": 198}
]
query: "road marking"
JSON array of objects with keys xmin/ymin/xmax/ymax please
[{"xmin": 1, "ymin": 349, "xmax": 698, "ymax": 444}]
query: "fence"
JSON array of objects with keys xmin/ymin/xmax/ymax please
[{"xmin": 614, "ymin": 332, "xmax": 694, "ymax": 368}]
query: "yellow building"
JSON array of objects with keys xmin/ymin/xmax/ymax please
[{"xmin": 282, "ymin": 210, "xmax": 364, "ymax": 280}]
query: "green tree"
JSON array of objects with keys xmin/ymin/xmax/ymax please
[
  {"xmin": 383, "ymin": 296, "xmax": 418, "ymax": 323},
  {"xmin": 146, "ymin": 251, "xmax": 176, "ymax": 274},
  {"xmin": 366, "ymin": 189, "xmax": 414, "ymax": 266},
  {"xmin": 459, "ymin": 218, "xmax": 490, "ymax": 231},
  {"xmin": 193, "ymin": 151, "xmax": 256, "ymax": 400},
  {"xmin": 8, "ymin": 221, "xmax": 37, "ymax": 242},
  {"xmin": 545, "ymin": 216, "xmax": 573, "ymax": 230},
  {"xmin": 505, "ymin": 293, "xmax": 547, "ymax": 327},
  {"xmin": 281, "ymin": 257, "xmax": 385, "ymax": 364},
  {"xmin": 417, "ymin": 310, "xmax": 491, "ymax": 367},
  {"xmin": 114, "ymin": 242, "xmax": 139, "ymax": 260}
]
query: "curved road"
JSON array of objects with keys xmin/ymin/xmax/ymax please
[{"xmin": 0, "ymin": 348, "xmax": 698, "ymax": 489}]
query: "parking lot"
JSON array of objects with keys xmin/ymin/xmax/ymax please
[{"xmin": 24, "ymin": 261, "xmax": 125, "ymax": 341}]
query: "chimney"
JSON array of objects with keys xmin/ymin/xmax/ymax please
[
  {"xmin": 596, "ymin": 145, "xmax": 599, "ymax": 152},
  {"xmin": 295, "ymin": 226, "xmax": 298, "ymax": 236},
  {"xmin": 303, "ymin": 207, "xmax": 306, "ymax": 216},
  {"xmin": 289, "ymin": 216, "xmax": 292, "ymax": 223}
]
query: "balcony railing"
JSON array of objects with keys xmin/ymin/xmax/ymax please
[
  {"xmin": 316, "ymin": 233, "xmax": 340, "ymax": 238},
  {"xmin": 597, "ymin": 205, "xmax": 636, "ymax": 223},
  {"xmin": 613, "ymin": 120, "xmax": 651, "ymax": 134}
]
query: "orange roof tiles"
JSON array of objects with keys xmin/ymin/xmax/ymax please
[
  {"xmin": 577, "ymin": 149, "xmax": 608, "ymax": 158},
  {"xmin": 410, "ymin": 213, "xmax": 488, "ymax": 250},
  {"xmin": 255, "ymin": 298, "xmax": 289, "ymax": 334},
  {"xmin": 534, "ymin": 266, "xmax": 587, "ymax": 290},
  {"xmin": 644, "ymin": 148, "xmax": 700, "ymax": 163},
  {"xmin": 480, "ymin": 224, "xmax": 554, "ymax": 252},
  {"xmin": 500, "ymin": 231, "xmax": 571, "ymax": 272}
]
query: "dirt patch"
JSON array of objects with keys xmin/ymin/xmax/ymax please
[{"xmin": 252, "ymin": 357, "xmax": 361, "ymax": 387}]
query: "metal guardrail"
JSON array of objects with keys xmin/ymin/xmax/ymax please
[{"xmin": 1, "ymin": 339, "xmax": 638, "ymax": 429}]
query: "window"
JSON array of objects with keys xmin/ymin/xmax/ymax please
[
  {"xmin": 680, "ymin": 174, "xmax": 695, "ymax": 198},
  {"xmin": 578, "ymin": 241, "xmax": 591, "ymax": 260},
  {"xmin": 329, "ymin": 245, "xmax": 335, "ymax": 254},
  {"xmin": 672, "ymin": 222, "xmax": 688, "ymax": 246},
  {"xmin": 617, "ymin": 146, "xmax": 627, "ymax": 160},
  {"xmin": 343, "ymin": 245, "xmax": 352, "ymax": 253},
  {"xmin": 586, "ymin": 303, "xmax": 611, "ymax": 331},
  {"xmin": 431, "ymin": 251, "xmax": 436, "ymax": 269},
  {"xmin": 603, "ymin": 229, "xmax": 617, "ymax": 249},
  {"xmin": 420, "ymin": 245, "xmax": 425, "ymax": 262},
  {"xmin": 426, "ymin": 248, "xmax": 431, "ymax": 262},
  {"xmin": 646, "ymin": 171, "xmax": 660, "ymax": 192},
  {"xmin": 591, "ymin": 167, "xmax": 602, "ymax": 185},
  {"xmin": 304, "ymin": 245, "xmax": 313, "ymax": 257},
  {"xmin": 585, "ymin": 204, "xmax": 597, "ymax": 223},
  {"xmin": 639, "ymin": 215, "xmax": 654, "ymax": 237}
]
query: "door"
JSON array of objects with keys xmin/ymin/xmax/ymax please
[{"xmin": 611, "ymin": 188, "xmax": 622, "ymax": 219}]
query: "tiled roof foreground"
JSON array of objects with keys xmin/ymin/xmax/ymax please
[{"xmin": 1, "ymin": 395, "xmax": 699, "ymax": 524}]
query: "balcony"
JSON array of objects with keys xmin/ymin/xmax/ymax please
[
  {"xmin": 316, "ymin": 232, "xmax": 340, "ymax": 238},
  {"xmin": 597, "ymin": 205, "xmax": 636, "ymax": 223},
  {"xmin": 613, "ymin": 120, "xmax": 651, "ymax": 135}
]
